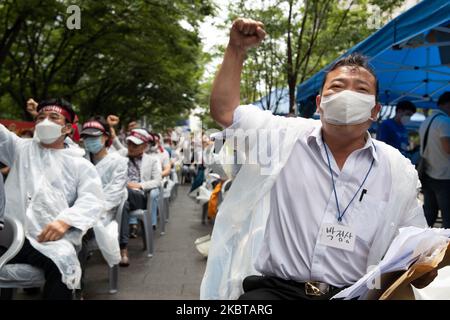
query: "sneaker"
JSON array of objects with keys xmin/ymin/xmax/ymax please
[
  {"xmin": 119, "ymin": 248, "xmax": 130, "ymax": 267},
  {"xmin": 129, "ymin": 224, "xmax": 138, "ymax": 238}
]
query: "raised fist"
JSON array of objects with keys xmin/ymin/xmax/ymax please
[
  {"xmin": 26, "ymin": 98, "xmax": 39, "ymax": 117},
  {"xmin": 229, "ymin": 18, "xmax": 266, "ymax": 52},
  {"xmin": 107, "ymin": 115, "xmax": 120, "ymax": 127}
]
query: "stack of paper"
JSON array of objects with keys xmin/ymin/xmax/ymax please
[{"xmin": 332, "ymin": 227, "xmax": 450, "ymax": 300}]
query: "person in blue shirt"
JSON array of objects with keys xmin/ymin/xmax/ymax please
[{"xmin": 377, "ymin": 100, "xmax": 416, "ymax": 157}]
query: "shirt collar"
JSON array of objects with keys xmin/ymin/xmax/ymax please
[{"xmin": 307, "ymin": 124, "xmax": 379, "ymax": 163}]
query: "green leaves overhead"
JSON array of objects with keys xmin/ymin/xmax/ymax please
[
  {"xmin": 0, "ymin": 0, "xmax": 213, "ymax": 129},
  {"xmin": 224, "ymin": 0, "xmax": 405, "ymax": 115}
]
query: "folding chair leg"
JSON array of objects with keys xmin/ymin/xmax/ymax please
[
  {"xmin": 164, "ymin": 198, "xmax": 170, "ymax": 222},
  {"xmin": 160, "ymin": 201, "xmax": 167, "ymax": 235},
  {"xmin": 141, "ymin": 213, "xmax": 154, "ymax": 258},
  {"xmin": 109, "ymin": 265, "xmax": 119, "ymax": 294},
  {"xmin": 202, "ymin": 202, "xmax": 208, "ymax": 225}
]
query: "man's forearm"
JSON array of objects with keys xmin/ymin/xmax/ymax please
[{"xmin": 210, "ymin": 45, "xmax": 246, "ymax": 128}]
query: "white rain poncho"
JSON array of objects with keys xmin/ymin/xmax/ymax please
[
  {"xmin": 92, "ymin": 152, "xmax": 128, "ymax": 267},
  {"xmin": 0, "ymin": 124, "xmax": 104, "ymax": 289},
  {"xmin": 200, "ymin": 105, "xmax": 427, "ymax": 299},
  {"xmin": 0, "ymin": 174, "xmax": 4, "ymax": 230}
]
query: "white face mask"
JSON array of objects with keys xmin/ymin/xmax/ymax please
[
  {"xmin": 400, "ymin": 115, "xmax": 411, "ymax": 126},
  {"xmin": 320, "ymin": 90, "xmax": 376, "ymax": 125},
  {"xmin": 35, "ymin": 118, "xmax": 63, "ymax": 144}
]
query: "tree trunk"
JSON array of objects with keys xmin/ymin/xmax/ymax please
[
  {"xmin": 288, "ymin": 76, "xmax": 297, "ymax": 115},
  {"xmin": 0, "ymin": 16, "xmax": 24, "ymax": 69}
]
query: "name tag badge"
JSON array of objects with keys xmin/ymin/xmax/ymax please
[{"xmin": 319, "ymin": 223, "xmax": 355, "ymax": 252}]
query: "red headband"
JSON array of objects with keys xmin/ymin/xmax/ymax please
[
  {"xmin": 40, "ymin": 105, "xmax": 72, "ymax": 122},
  {"xmin": 130, "ymin": 131, "xmax": 153, "ymax": 143},
  {"xmin": 83, "ymin": 121, "xmax": 106, "ymax": 134}
]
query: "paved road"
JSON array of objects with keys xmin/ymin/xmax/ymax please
[{"xmin": 83, "ymin": 185, "xmax": 212, "ymax": 300}]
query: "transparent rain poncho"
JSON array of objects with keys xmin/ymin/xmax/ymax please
[
  {"xmin": 0, "ymin": 124, "xmax": 104, "ymax": 289},
  {"xmin": 92, "ymin": 152, "xmax": 128, "ymax": 267},
  {"xmin": 200, "ymin": 105, "xmax": 427, "ymax": 299}
]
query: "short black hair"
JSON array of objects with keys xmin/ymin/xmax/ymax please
[
  {"xmin": 396, "ymin": 100, "xmax": 416, "ymax": 113},
  {"xmin": 36, "ymin": 98, "xmax": 76, "ymax": 124},
  {"xmin": 438, "ymin": 91, "xmax": 450, "ymax": 106},
  {"xmin": 320, "ymin": 53, "xmax": 379, "ymax": 101}
]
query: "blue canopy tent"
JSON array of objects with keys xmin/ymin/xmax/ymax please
[
  {"xmin": 296, "ymin": 0, "xmax": 450, "ymax": 114},
  {"xmin": 253, "ymin": 88, "xmax": 290, "ymax": 114}
]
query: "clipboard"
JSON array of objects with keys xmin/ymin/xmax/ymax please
[{"xmin": 365, "ymin": 242, "xmax": 450, "ymax": 300}]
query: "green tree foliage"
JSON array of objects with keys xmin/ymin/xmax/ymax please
[
  {"xmin": 225, "ymin": 0, "xmax": 405, "ymax": 114},
  {"xmin": 0, "ymin": 0, "xmax": 214, "ymax": 130}
]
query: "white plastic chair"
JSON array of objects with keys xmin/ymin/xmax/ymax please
[
  {"xmin": 0, "ymin": 216, "xmax": 45, "ymax": 299},
  {"xmin": 129, "ymin": 187, "xmax": 158, "ymax": 257}
]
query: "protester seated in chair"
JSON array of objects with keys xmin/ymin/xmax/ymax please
[
  {"xmin": 0, "ymin": 98, "xmax": 104, "ymax": 300},
  {"xmin": 78, "ymin": 116, "xmax": 128, "ymax": 291},
  {"xmin": 106, "ymin": 116, "xmax": 161, "ymax": 266}
]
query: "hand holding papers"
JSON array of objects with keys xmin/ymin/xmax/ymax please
[{"xmin": 332, "ymin": 227, "xmax": 450, "ymax": 300}]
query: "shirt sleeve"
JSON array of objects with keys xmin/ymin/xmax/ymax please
[
  {"xmin": 398, "ymin": 179, "xmax": 428, "ymax": 229},
  {"xmin": 112, "ymin": 136, "xmax": 127, "ymax": 151},
  {"xmin": 436, "ymin": 116, "xmax": 450, "ymax": 138},
  {"xmin": 102, "ymin": 158, "xmax": 128, "ymax": 211},
  {"xmin": 161, "ymin": 151, "xmax": 170, "ymax": 168},
  {"xmin": 0, "ymin": 124, "xmax": 23, "ymax": 166},
  {"xmin": 141, "ymin": 157, "xmax": 162, "ymax": 191},
  {"xmin": 231, "ymin": 105, "xmax": 276, "ymax": 131},
  {"xmin": 57, "ymin": 161, "xmax": 104, "ymax": 232}
]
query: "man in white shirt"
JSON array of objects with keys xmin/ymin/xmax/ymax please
[
  {"xmin": 110, "ymin": 128, "xmax": 162, "ymax": 266},
  {"xmin": 201, "ymin": 18, "xmax": 436, "ymax": 300},
  {"xmin": 419, "ymin": 91, "xmax": 450, "ymax": 228}
]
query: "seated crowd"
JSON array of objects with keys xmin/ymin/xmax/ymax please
[{"xmin": 0, "ymin": 98, "xmax": 181, "ymax": 300}]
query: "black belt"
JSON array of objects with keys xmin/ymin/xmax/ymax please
[{"xmin": 304, "ymin": 281, "xmax": 338, "ymax": 296}]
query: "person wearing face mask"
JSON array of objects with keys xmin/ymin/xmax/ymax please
[
  {"xmin": 26, "ymin": 98, "xmax": 81, "ymax": 147},
  {"xmin": 148, "ymin": 133, "xmax": 172, "ymax": 179},
  {"xmin": 377, "ymin": 100, "xmax": 417, "ymax": 157},
  {"xmin": 77, "ymin": 116, "xmax": 128, "ymax": 293},
  {"xmin": 201, "ymin": 18, "xmax": 434, "ymax": 300},
  {"xmin": 0, "ymin": 98, "xmax": 104, "ymax": 300},
  {"xmin": 110, "ymin": 127, "xmax": 162, "ymax": 266}
]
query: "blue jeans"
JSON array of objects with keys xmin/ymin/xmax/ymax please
[
  {"xmin": 127, "ymin": 188, "xmax": 160, "ymax": 227},
  {"xmin": 422, "ymin": 175, "xmax": 450, "ymax": 228}
]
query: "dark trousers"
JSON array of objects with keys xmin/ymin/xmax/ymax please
[
  {"xmin": 238, "ymin": 275, "xmax": 344, "ymax": 300},
  {"xmin": 119, "ymin": 188, "xmax": 147, "ymax": 249},
  {"xmin": 422, "ymin": 175, "xmax": 450, "ymax": 228},
  {"xmin": 8, "ymin": 239, "xmax": 72, "ymax": 300},
  {"xmin": 77, "ymin": 228, "xmax": 94, "ymax": 292}
]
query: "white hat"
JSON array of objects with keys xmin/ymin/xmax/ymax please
[{"xmin": 126, "ymin": 129, "xmax": 153, "ymax": 145}]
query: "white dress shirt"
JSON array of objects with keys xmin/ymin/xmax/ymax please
[{"xmin": 233, "ymin": 105, "xmax": 392, "ymax": 287}]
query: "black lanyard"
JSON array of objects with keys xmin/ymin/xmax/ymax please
[{"xmin": 322, "ymin": 137, "xmax": 375, "ymax": 222}]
